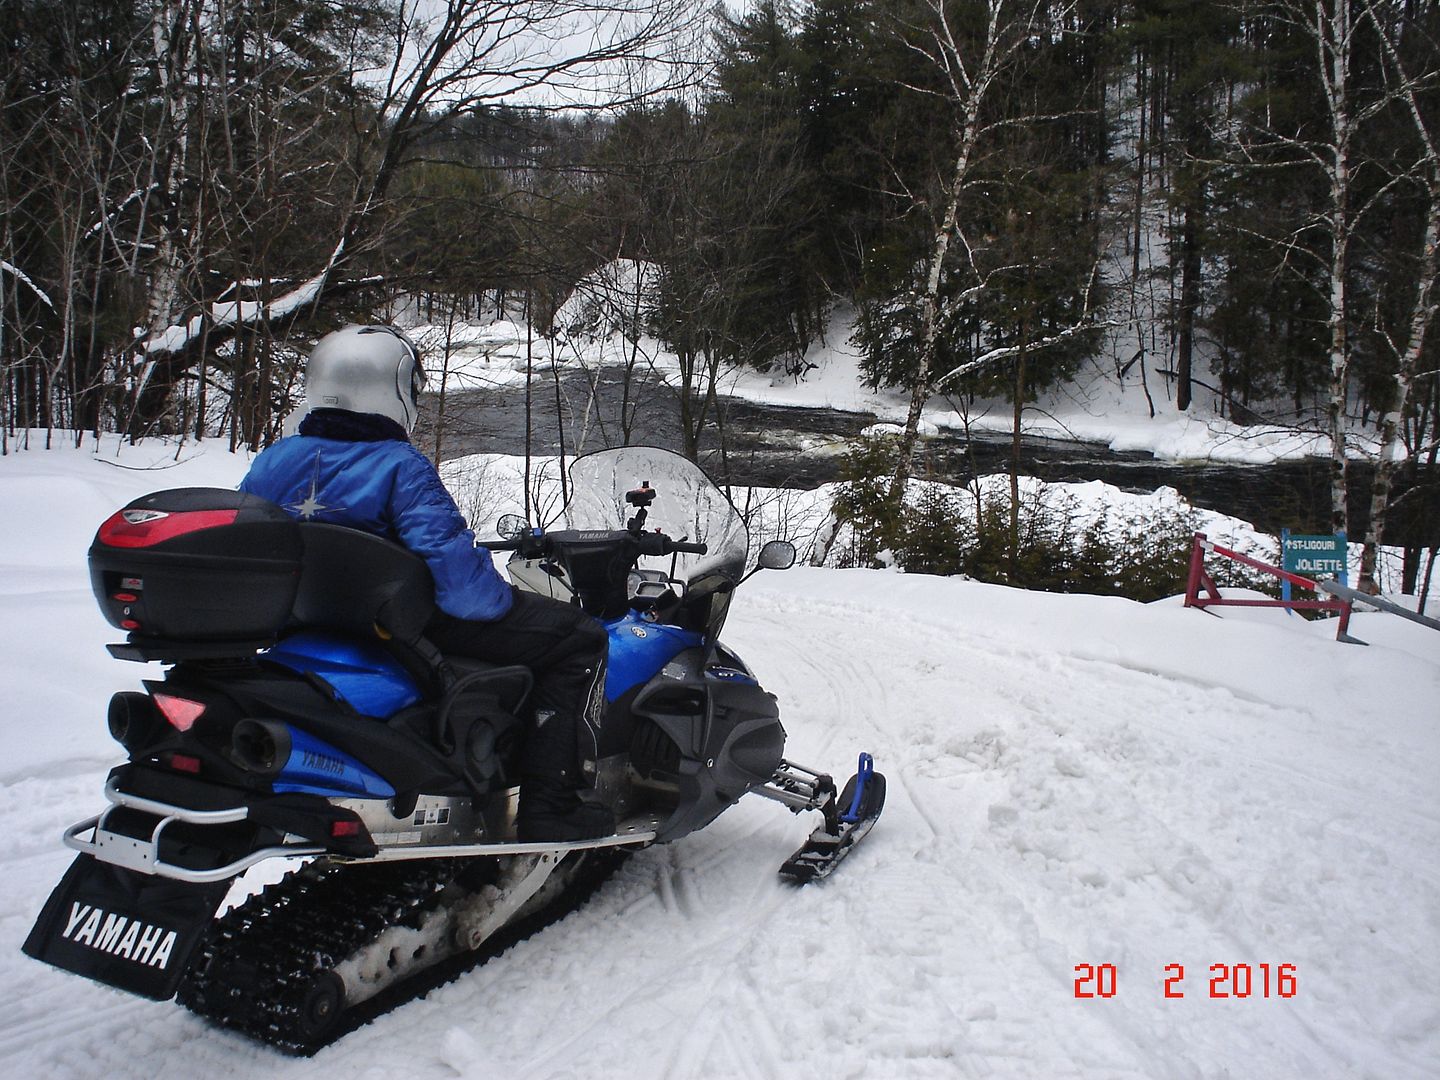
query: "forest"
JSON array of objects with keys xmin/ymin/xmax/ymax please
[{"xmin": 2, "ymin": 0, "xmax": 1437, "ymax": 587}]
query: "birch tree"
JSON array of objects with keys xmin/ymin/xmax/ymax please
[
  {"xmin": 1308, "ymin": 0, "xmax": 1362, "ymax": 537},
  {"xmin": 875, "ymin": 0, "xmax": 1109, "ymax": 504},
  {"xmin": 1246, "ymin": 0, "xmax": 1402, "ymax": 537},
  {"xmin": 1354, "ymin": 0, "xmax": 1440, "ymax": 591},
  {"xmin": 884, "ymin": 0, "xmax": 1033, "ymax": 502}
]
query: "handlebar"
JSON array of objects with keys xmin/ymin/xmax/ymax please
[
  {"xmin": 482, "ymin": 526, "xmax": 711, "ymax": 620},
  {"xmin": 480, "ymin": 530, "xmax": 707, "ymax": 559}
]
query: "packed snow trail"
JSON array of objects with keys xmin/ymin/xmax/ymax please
[{"xmin": 1, "ymin": 444, "xmax": 1436, "ymax": 1078}]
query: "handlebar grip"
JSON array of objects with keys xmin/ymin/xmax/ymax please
[
  {"xmin": 671, "ymin": 541, "xmax": 708, "ymax": 555},
  {"xmin": 480, "ymin": 539, "xmax": 524, "ymax": 552}
]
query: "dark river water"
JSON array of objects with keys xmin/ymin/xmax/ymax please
[{"xmin": 416, "ymin": 369, "xmax": 1436, "ymax": 546}]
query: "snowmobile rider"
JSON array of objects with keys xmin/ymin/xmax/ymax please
[{"xmin": 239, "ymin": 324, "xmax": 613, "ymax": 843}]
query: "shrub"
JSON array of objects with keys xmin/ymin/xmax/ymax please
[{"xmin": 829, "ymin": 462, "xmax": 1274, "ymax": 601}]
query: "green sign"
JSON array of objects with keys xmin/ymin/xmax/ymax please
[{"xmin": 1283, "ymin": 533, "xmax": 1347, "ymax": 576}]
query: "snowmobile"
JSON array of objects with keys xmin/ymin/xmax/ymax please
[{"xmin": 22, "ymin": 445, "xmax": 884, "ymax": 1052}]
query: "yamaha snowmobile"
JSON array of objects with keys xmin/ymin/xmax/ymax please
[{"xmin": 23, "ymin": 445, "xmax": 884, "ymax": 1052}]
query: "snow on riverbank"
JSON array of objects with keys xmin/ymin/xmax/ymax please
[
  {"xmin": 0, "ymin": 439, "xmax": 1436, "ymax": 1079},
  {"xmin": 394, "ymin": 282, "xmax": 1382, "ymax": 468},
  {"xmin": 711, "ymin": 308, "xmax": 1378, "ymax": 466}
]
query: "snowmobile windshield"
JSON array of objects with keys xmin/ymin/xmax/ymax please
[{"xmin": 563, "ymin": 447, "xmax": 749, "ymax": 585}]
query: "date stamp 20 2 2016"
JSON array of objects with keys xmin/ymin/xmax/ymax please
[{"xmin": 1073, "ymin": 963, "xmax": 1299, "ymax": 1000}]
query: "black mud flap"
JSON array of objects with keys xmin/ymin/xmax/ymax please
[{"xmin": 22, "ymin": 854, "xmax": 230, "ymax": 1000}]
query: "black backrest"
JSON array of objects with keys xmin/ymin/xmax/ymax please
[{"xmin": 292, "ymin": 523, "xmax": 436, "ymax": 643}]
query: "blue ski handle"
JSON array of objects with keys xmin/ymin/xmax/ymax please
[{"xmin": 840, "ymin": 753, "xmax": 874, "ymax": 824}]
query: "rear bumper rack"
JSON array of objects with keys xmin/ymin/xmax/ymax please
[
  {"xmin": 63, "ymin": 776, "xmax": 658, "ymax": 885},
  {"xmin": 63, "ymin": 775, "xmax": 325, "ymax": 884}
]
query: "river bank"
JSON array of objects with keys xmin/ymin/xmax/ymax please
[{"xmin": 416, "ymin": 366, "xmax": 1435, "ymax": 548}]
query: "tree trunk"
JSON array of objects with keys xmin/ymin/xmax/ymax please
[
  {"xmin": 130, "ymin": 0, "xmax": 197, "ymax": 439},
  {"xmin": 1317, "ymin": 0, "xmax": 1356, "ymax": 538},
  {"xmin": 889, "ymin": 160, "xmax": 967, "ymax": 502},
  {"xmin": 1176, "ymin": 190, "xmax": 1202, "ymax": 412},
  {"xmin": 1358, "ymin": 196, "xmax": 1438, "ymax": 590},
  {"xmin": 1009, "ymin": 317, "xmax": 1028, "ymax": 579}
]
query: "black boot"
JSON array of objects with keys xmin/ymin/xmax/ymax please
[
  {"xmin": 516, "ymin": 779, "xmax": 614, "ymax": 842},
  {"xmin": 515, "ymin": 706, "xmax": 614, "ymax": 843}
]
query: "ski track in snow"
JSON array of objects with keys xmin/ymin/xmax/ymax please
[{"xmin": 2, "ymin": 458, "xmax": 1438, "ymax": 1076}]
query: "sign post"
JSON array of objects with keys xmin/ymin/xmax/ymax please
[
  {"xmin": 1186, "ymin": 533, "xmax": 1359, "ymax": 643},
  {"xmin": 1282, "ymin": 532, "xmax": 1348, "ymax": 585}
]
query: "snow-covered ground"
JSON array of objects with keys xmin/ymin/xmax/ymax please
[{"xmin": 1, "ymin": 439, "xmax": 1436, "ymax": 1078}]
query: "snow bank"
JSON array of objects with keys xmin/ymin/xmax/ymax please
[{"xmin": 551, "ymin": 259, "xmax": 661, "ymax": 341}]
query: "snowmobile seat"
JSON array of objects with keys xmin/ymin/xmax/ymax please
[
  {"xmin": 290, "ymin": 524, "xmax": 529, "ymax": 714},
  {"xmin": 290, "ymin": 523, "xmax": 447, "ymax": 692}
]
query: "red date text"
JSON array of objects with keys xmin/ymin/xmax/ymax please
[{"xmin": 1073, "ymin": 963, "xmax": 1297, "ymax": 999}]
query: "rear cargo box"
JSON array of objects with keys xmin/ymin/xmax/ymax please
[{"xmin": 89, "ymin": 488, "xmax": 301, "ymax": 644}]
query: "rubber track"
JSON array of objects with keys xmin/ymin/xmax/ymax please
[{"xmin": 176, "ymin": 851, "xmax": 623, "ymax": 1055}]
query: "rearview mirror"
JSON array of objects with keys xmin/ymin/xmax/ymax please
[
  {"xmin": 757, "ymin": 539, "xmax": 797, "ymax": 571},
  {"xmin": 496, "ymin": 513, "xmax": 527, "ymax": 540}
]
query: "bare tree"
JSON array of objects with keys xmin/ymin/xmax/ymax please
[
  {"xmin": 80, "ymin": 0, "xmax": 706, "ymax": 440},
  {"xmin": 877, "ymin": 0, "xmax": 1109, "ymax": 507},
  {"xmin": 1354, "ymin": 0, "xmax": 1440, "ymax": 591},
  {"xmin": 1241, "ymin": 0, "xmax": 1412, "ymax": 539},
  {"xmin": 1305, "ymin": 0, "xmax": 1363, "ymax": 538},
  {"xmin": 884, "ymin": 0, "xmax": 1034, "ymax": 502}
]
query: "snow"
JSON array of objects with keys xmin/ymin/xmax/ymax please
[
  {"xmin": 551, "ymin": 259, "xmax": 661, "ymax": 340},
  {"xmin": 140, "ymin": 239, "xmax": 347, "ymax": 356},
  {"xmin": 1, "ymin": 260, "xmax": 56, "ymax": 311},
  {"xmin": 399, "ymin": 293, "xmax": 1381, "ymax": 467},
  {"xmin": 707, "ymin": 307, "xmax": 1377, "ymax": 466},
  {"xmin": 400, "ymin": 261, "xmax": 672, "ymax": 395},
  {"xmin": 1, "ymin": 438, "xmax": 1437, "ymax": 1078}
]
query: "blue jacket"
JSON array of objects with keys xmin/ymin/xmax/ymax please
[{"xmin": 239, "ymin": 410, "xmax": 514, "ymax": 621}]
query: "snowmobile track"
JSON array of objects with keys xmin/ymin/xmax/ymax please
[{"xmin": 177, "ymin": 849, "xmax": 626, "ymax": 1055}]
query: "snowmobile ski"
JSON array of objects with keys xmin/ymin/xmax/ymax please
[{"xmin": 778, "ymin": 754, "xmax": 886, "ymax": 884}]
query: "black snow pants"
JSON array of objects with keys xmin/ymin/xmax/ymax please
[{"xmin": 425, "ymin": 589, "xmax": 608, "ymax": 788}]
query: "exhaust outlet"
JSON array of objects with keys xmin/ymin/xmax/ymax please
[
  {"xmin": 107, "ymin": 692, "xmax": 162, "ymax": 751},
  {"xmin": 231, "ymin": 718, "xmax": 292, "ymax": 776}
]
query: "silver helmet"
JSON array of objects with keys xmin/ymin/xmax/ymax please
[{"xmin": 304, "ymin": 325, "xmax": 426, "ymax": 432}]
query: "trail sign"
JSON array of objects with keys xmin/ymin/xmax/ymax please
[{"xmin": 1282, "ymin": 533, "xmax": 1348, "ymax": 577}]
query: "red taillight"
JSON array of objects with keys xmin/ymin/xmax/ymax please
[
  {"xmin": 169, "ymin": 753, "xmax": 202, "ymax": 774},
  {"xmin": 153, "ymin": 693, "xmax": 206, "ymax": 732},
  {"xmin": 331, "ymin": 819, "xmax": 362, "ymax": 838},
  {"xmin": 97, "ymin": 508, "xmax": 239, "ymax": 548}
]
